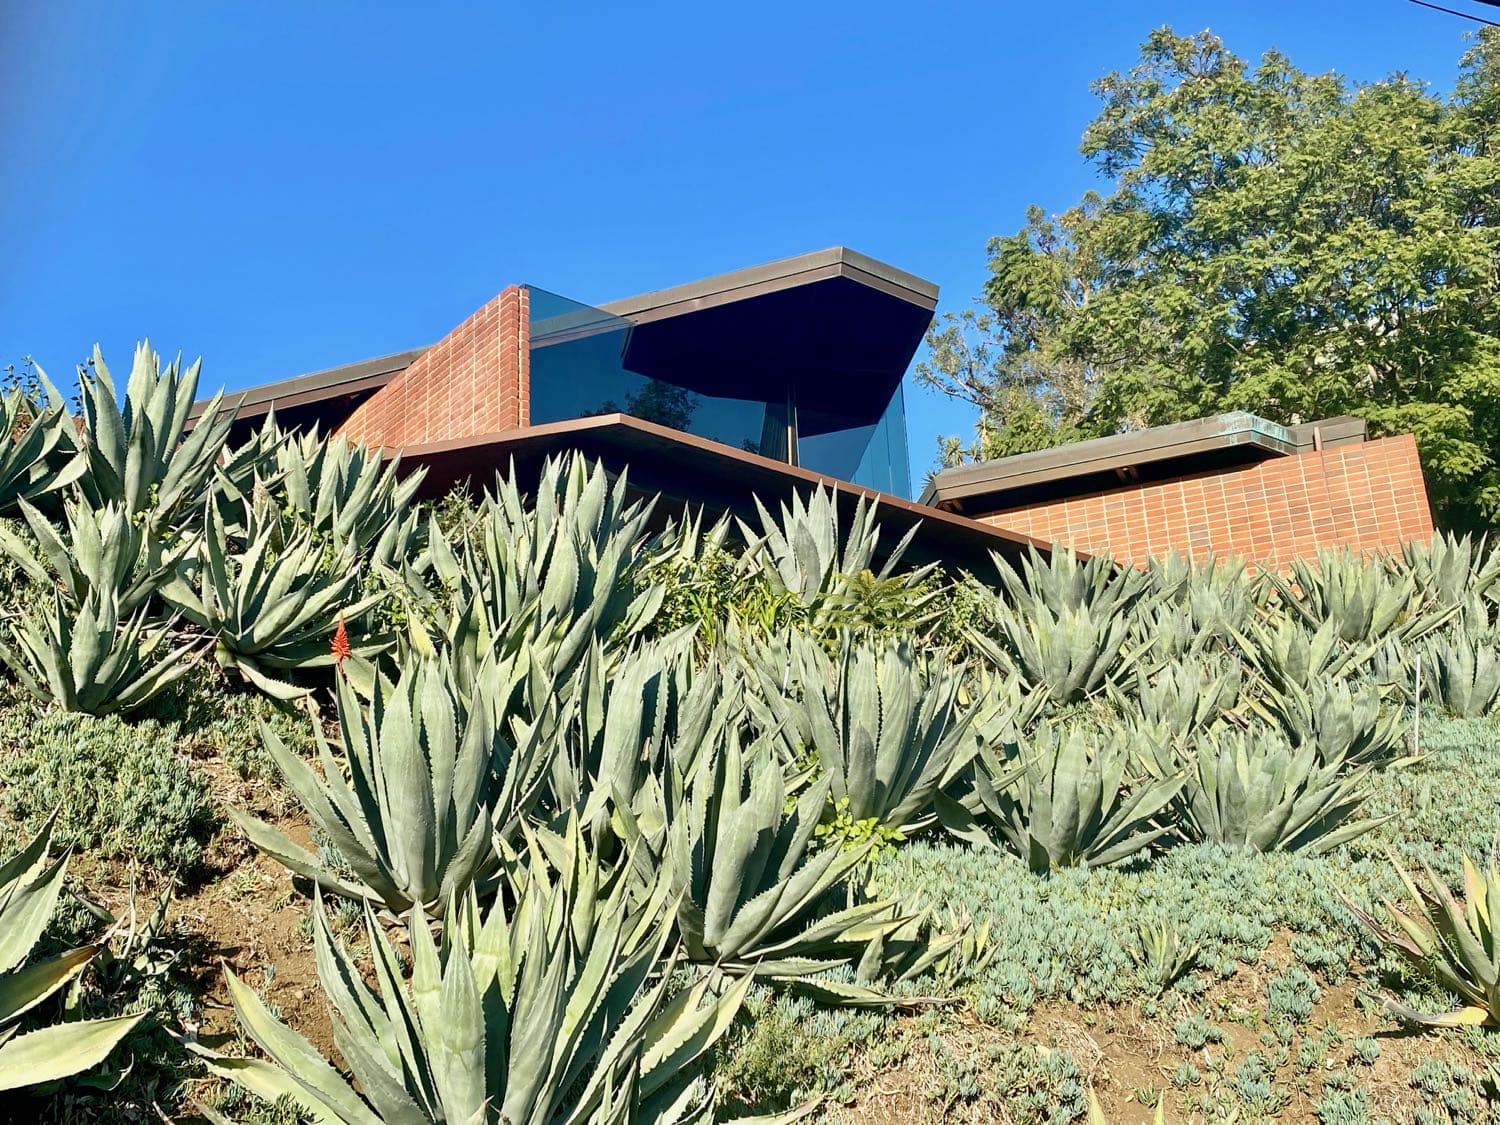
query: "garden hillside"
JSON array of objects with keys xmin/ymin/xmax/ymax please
[{"xmin": 0, "ymin": 346, "xmax": 1496, "ymax": 1123}]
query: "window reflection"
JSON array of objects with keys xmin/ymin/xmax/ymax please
[{"xmin": 525, "ymin": 285, "xmax": 910, "ymax": 497}]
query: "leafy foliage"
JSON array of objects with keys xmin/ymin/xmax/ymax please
[
  {"xmin": 1177, "ymin": 729, "xmax": 1387, "ymax": 855},
  {"xmin": 163, "ymin": 504, "xmax": 387, "ymax": 699},
  {"xmin": 1349, "ymin": 855, "xmax": 1500, "ymax": 1028},
  {"xmin": 0, "ymin": 815, "xmax": 144, "ymax": 1091},
  {"xmin": 0, "ymin": 707, "xmax": 216, "ymax": 873},
  {"xmin": 920, "ymin": 28, "xmax": 1500, "ymax": 528},
  {"xmin": 75, "ymin": 343, "xmax": 233, "ymax": 531},
  {"xmin": 959, "ymin": 722, "xmax": 1181, "ymax": 872},
  {"xmin": 0, "ymin": 387, "xmax": 83, "ymax": 519},
  {"xmin": 764, "ymin": 633, "xmax": 978, "ymax": 834}
]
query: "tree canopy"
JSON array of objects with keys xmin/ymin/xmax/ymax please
[{"xmin": 919, "ymin": 28, "xmax": 1500, "ymax": 529}]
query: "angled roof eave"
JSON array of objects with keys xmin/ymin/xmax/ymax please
[
  {"xmin": 924, "ymin": 412, "xmax": 1299, "ymax": 508},
  {"xmin": 598, "ymin": 246, "xmax": 939, "ymax": 323},
  {"xmin": 188, "ymin": 248, "xmax": 938, "ymax": 422},
  {"xmin": 186, "ymin": 348, "xmax": 426, "ymax": 424}
]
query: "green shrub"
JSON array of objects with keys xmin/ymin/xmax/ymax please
[{"xmin": 0, "ymin": 704, "xmax": 215, "ymax": 873}]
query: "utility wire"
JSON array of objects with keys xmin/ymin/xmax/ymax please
[{"xmin": 1407, "ymin": 0, "xmax": 1500, "ymax": 24}]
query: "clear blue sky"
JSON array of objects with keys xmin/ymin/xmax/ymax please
[{"xmin": 0, "ymin": 1, "xmax": 1480, "ymax": 496}]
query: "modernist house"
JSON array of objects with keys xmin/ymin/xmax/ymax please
[{"xmin": 197, "ymin": 247, "xmax": 1435, "ymax": 572}]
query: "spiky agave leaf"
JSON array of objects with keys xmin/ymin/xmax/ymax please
[
  {"xmin": 194, "ymin": 825, "xmax": 750, "ymax": 1124},
  {"xmin": 1271, "ymin": 547, "xmax": 1454, "ymax": 647},
  {"xmin": 76, "ymin": 342, "xmax": 235, "ymax": 531},
  {"xmin": 1255, "ymin": 677, "xmax": 1409, "ymax": 768},
  {"xmin": 658, "ymin": 728, "xmax": 919, "ymax": 999},
  {"xmin": 1234, "ymin": 615, "xmax": 1384, "ymax": 696},
  {"xmin": 0, "ymin": 585, "xmax": 197, "ymax": 716},
  {"xmin": 0, "ymin": 814, "xmax": 144, "ymax": 1091},
  {"xmin": 759, "ymin": 632, "xmax": 979, "ymax": 835},
  {"xmin": 739, "ymin": 485, "xmax": 933, "ymax": 635},
  {"xmin": 1119, "ymin": 656, "xmax": 1242, "ymax": 738},
  {"xmin": 415, "ymin": 454, "xmax": 663, "ymax": 689},
  {"xmin": 0, "ymin": 385, "xmax": 84, "ymax": 519},
  {"xmin": 963, "ymin": 723, "xmax": 1182, "ymax": 873},
  {"xmin": 0, "ymin": 497, "xmax": 189, "ymax": 619},
  {"xmin": 1420, "ymin": 630, "xmax": 1500, "ymax": 718},
  {"xmin": 1347, "ymin": 853, "xmax": 1499, "ymax": 1027},
  {"xmin": 971, "ymin": 595, "xmax": 1145, "ymax": 706},
  {"xmin": 163, "ymin": 502, "xmax": 389, "ymax": 697},
  {"xmin": 1400, "ymin": 532, "xmax": 1500, "ymax": 611},
  {"xmin": 232, "ymin": 651, "xmax": 554, "ymax": 916},
  {"xmin": 1178, "ymin": 728, "xmax": 1388, "ymax": 854}
]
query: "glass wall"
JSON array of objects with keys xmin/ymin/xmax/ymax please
[
  {"xmin": 526, "ymin": 285, "xmax": 911, "ymax": 497},
  {"xmin": 797, "ymin": 384, "xmax": 911, "ymax": 497},
  {"xmin": 528, "ymin": 286, "xmax": 792, "ymax": 460}
]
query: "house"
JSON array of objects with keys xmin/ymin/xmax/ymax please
[{"xmin": 196, "ymin": 248, "xmax": 1435, "ymax": 573}]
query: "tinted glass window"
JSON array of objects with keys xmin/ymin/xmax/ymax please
[
  {"xmin": 526, "ymin": 285, "xmax": 908, "ymax": 496},
  {"xmin": 527, "ymin": 286, "xmax": 792, "ymax": 459},
  {"xmin": 797, "ymin": 382, "xmax": 911, "ymax": 496}
]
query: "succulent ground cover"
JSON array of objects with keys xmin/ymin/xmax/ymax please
[{"xmin": 0, "ymin": 346, "xmax": 1496, "ymax": 1122}]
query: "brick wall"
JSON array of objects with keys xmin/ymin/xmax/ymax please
[
  {"xmin": 336, "ymin": 285, "xmax": 530, "ymax": 448},
  {"xmin": 979, "ymin": 434, "xmax": 1435, "ymax": 572}
]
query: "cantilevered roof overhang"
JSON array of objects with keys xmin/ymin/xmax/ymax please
[
  {"xmin": 398, "ymin": 413, "xmax": 1047, "ymax": 572},
  {"xmin": 600, "ymin": 247, "xmax": 937, "ymax": 425},
  {"xmin": 193, "ymin": 246, "xmax": 938, "ymax": 441},
  {"xmin": 921, "ymin": 412, "xmax": 1367, "ymax": 516}
]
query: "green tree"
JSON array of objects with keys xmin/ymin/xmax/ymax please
[{"xmin": 920, "ymin": 28, "xmax": 1500, "ymax": 529}]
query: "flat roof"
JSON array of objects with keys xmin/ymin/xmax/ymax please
[
  {"xmin": 191, "ymin": 247, "xmax": 939, "ymax": 424},
  {"xmin": 922, "ymin": 412, "xmax": 1368, "ymax": 515},
  {"xmin": 188, "ymin": 348, "xmax": 425, "ymax": 424},
  {"xmin": 397, "ymin": 412, "xmax": 1049, "ymax": 572},
  {"xmin": 599, "ymin": 246, "xmax": 939, "ymax": 323}
]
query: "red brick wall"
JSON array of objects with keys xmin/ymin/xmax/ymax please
[
  {"xmin": 979, "ymin": 434, "xmax": 1435, "ymax": 572},
  {"xmin": 336, "ymin": 285, "xmax": 530, "ymax": 448}
]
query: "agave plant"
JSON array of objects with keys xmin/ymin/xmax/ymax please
[
  {"xmin": 163, "ymin": 504, "xmax": 387, "ymax": 698},
  {"xmin": 0, "ymin": 815, "xmax": 144, "ymax": 1091},
  {"xmin": 545, "ymin": 632, "xmax": 717, "ymax": 825},
  {"xmin": 999, "ymin": 544, "xmax": 1155, "ymax": 618},
  {"xmin": 0, "ymin": 386, "xmax": 84, "ymax": 518},
  {"xmin": 1124, "ymin": 657, "xmax": 1242, "ymax": 738},
  {"xmin": 0, "ymin": 584, "xmax": 197, "ymax": 715},
  {"xmin": 413, "ymin": 455, "xmax": 662, "ymax": 683},
  {"xmin": 75, "ymin": 342, "xmax": 234, "ymax": 530},
  {"xmin": 194, "ymin": 826, "xmax": 752, "ymax": 1124},
  {"xmin": 953, "ymin": 723, "xmax": 1182, "ymax": 873},
  {"xmin": 759, "ymin": 633, "xmax": 979, "ymax": 835},
  {"xmin": 1234, "ymin": 615, "xmax": 1380, "ymax": 696},
  {"xmin": 0, "ymin": 498, "xmax": 188, "ymax": 619},
  {"xmin": 1271, "ymin": 548, "xmax": 1451, "ymax": 647},
  {"xmin": 739, "ymin": 486, "xmax": 936, "ymax": 634},
  {"xmin": 232, "ymin": 652, "xmax": 554, "ymax": 915},
  {"xmin": 1400, "ymin": 532, "xmax": 1500, "ymax": 611},
  {"xmin": 1178, "ymin": 729, "xmax": 1387, "ymax": 854},
  {"xmin": 240, "ymin": 422, "xmax": 427, "ymax": 571},
  {"xmin": 972, "ymin": 597, "xmax": 1142, "ymax": 705},
  {"xmin": 1257, "ymin": 678, "xmax": 1408, "ymax": 768},
  {"xmin": 655, "ymin": 729, "xmax": 915, "ymax": 997},
  {"xmin": 1347, "ymin": 855, "xmax": 1499, "ymax": 1027},
  {"xmin": 1420, "ymin": 631, "xmax": 1500, "ymax": 718},
  {"xmin": 1141, "ymin": 552, "xmax": 1256, "ymax": 658}
]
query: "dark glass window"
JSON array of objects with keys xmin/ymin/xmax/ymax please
[
  {"xmin": 796, "ymin": 384, "xmax": 910, "ymax": 496},
  {"xmin": 525, "ymin": 285, "xmax": 910, "ymax": 497}
]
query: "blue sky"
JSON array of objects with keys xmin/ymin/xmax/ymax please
[{"xmin": 0, "ymin": 1, "xmax": 1480, "ymax": 496}]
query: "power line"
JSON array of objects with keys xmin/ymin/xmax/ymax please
[{"xmin": 1407, "ymin": 0, "xmax": 1500, "ymax": 25}]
